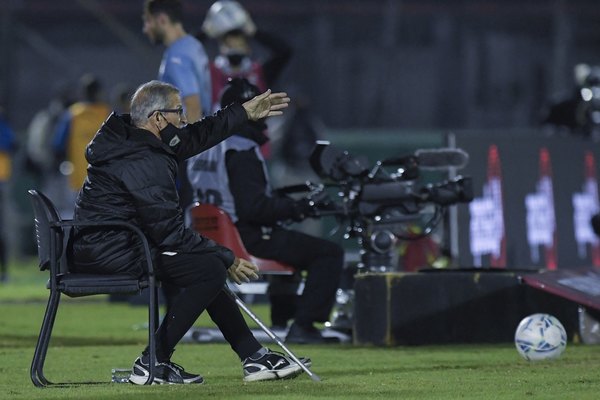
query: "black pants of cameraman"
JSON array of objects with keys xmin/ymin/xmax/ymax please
[{"xmin": 238, "ymin": 226, "xmax": 344, "ymax": 329}]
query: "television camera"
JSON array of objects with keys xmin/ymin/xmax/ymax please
[
  {"xmin": 278, "ymin": 141, "xmax": 473, "ymax": 333},
  {"xmin": 290, "ymin": 141, "xmax": 473, "ymax": 273}
]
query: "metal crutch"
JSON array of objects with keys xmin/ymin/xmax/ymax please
[{"xmin": 223, "ymin": 285, "xmax": 321, "ymax": 382}]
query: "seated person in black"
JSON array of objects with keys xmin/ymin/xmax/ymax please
[
  {"xmin": 187, "ymin": 78, "xmax": 344, "ymax": 344},
  {"xmin": 71, "ymin": 79, "xmax": 306, "ymax": 383}
]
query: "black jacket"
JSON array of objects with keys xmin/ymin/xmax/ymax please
[
  {"xmin": 72, "ymin": 104, "xmax": 247, "ymax": 276},
  {"xmin": 226, "ymin": 149, "xmax": 300, "ymax": 227},
  {"xmin": 224, "ymin": 124, "xmax": 310, "ymax": 244}
]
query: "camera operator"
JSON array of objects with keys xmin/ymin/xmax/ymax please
[
  {"xmin": 542, "ymin": 63, "xmax": 600, "ymax": 139},
  {"xmin": 187, "ymin": 78, "xmax": 343, "ymax": 344}
]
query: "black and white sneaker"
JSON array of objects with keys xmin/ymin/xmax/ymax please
[
  {"xmin": 129, "ymin": 354, "xmax": 204, "ymax": 385},
  {"xmin": 242, "ymin": 349, "xmax": 306, "ymax": 382}
]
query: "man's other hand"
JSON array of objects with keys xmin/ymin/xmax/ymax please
[{"xmin": 227, "ymin": 257, "xmax": 259, "ymax": 284}]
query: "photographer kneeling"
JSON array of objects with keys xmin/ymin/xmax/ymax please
[{"xmin": 187, "ymin": 78, "xmax": 343, "ymax": 344}]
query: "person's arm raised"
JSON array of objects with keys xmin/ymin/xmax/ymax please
[
  {"xmin": 174, "ymin": 90, "xmax": 290, "ymax": 160},
  {"xmin": 242, "ymin": 89, "xmax": 290, "ymax": 120}
]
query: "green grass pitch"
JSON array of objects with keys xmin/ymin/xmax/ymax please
[{"xmin": 1, "ymin": 259, "xmax": 599, "ymax": 399}]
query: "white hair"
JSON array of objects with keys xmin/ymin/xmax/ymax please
[{"xmin": 130, "ymin": 80, "xmax": 180, "ymax": 126}]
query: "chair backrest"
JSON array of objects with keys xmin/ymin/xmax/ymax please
[
  {"xmin": 28, "ymin": 190, "xmax": 64, "ymax": 271},
  {"xmin": 190, "ymin": 203, "xmax": 294, "ymax": 275}
]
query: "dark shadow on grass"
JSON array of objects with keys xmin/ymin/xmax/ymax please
[
  {"xmin": 32, "ymin": 381, "xmax": 112, "ymax": 388},
  {"xmin": 318, "ymin": 363, "xmax": 484, "ymax": 378},
  {"xmin": 0, "ymin": 333, "xmax": 141, "ymax": 348},
  {"xmin": 0, "ymin": 298, "xmax": 110, "ymax": 304}
]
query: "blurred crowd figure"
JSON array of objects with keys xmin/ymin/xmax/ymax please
[
  {"xmin": 276, "ymin": 95, "xmax": 324, "ymax": 173},
  {"xmin": 199, "ymin": 0, "xmax": 292, "ymax": 160},
  {"xmin": 395, "ymin": 228, "xmax": 449, "ymax": 272},
  {"xmin": 0, "ymin": 107, "xmax": 16, "ymax": 282},
  {"xmin": 25, "ymin": 74, "xmax": 129, "ymax": 220},
  {"xmin": 26, "ymin": 84, "xmax": 76, "ymax": 179},
  {"xmin": 542, "ymin": 63, "xmax": 600, "ymax": 139},
  {"xmin": 26, "ymin": 83, "xmax": 76, "ymax": 218},
  {"xmin": 51, "ymin": 73, "xmax": 111, "ymax": 217},
  {"xmin": 110, "ymin": 83, "xmax": 134, "ymax": 114},
  {"xmin": 200, "ymin": 0, "xmax": 292, "ymax": 114}
]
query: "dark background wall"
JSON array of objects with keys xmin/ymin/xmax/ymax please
[{"xmin": 2, "ymin": 0, "xmax": 600, "ymax": 133}]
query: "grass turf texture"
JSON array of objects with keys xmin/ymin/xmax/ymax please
[{"xmin": 2, "ymin": 259, "xmax": 600, "ymax": 399}]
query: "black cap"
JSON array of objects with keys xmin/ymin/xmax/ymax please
[{"xmin": 220, "ymin": 77, "xmax": 260, "ymax": 108}]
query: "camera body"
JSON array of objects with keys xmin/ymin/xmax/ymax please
[{"xmin": 307, "ymin": 141, "xmax": 473, "ymax": 272}]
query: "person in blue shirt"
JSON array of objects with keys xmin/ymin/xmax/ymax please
[
  {"xmin": 143, "ymin": 0, "xmax": 211, "ymax": 123},
  {"xmin": 0, "ymin": 112, "xmax": 16, "ymax": 162},
  {"xmin": 143, "ymin": 0, "xmax": 213, "ymax": 209}
]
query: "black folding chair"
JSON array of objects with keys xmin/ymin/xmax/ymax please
[{"xmin": 28, "ymin": 189, "xmax": 159, "ymax": 387}]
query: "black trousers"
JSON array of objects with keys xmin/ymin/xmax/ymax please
[
  {"xmin": 238, "ymin": 226, "xmax": 344, "ymax": 327},
  {"xmin": 153, "ymin": 252, "xmax": 261, "ymax": 362}
]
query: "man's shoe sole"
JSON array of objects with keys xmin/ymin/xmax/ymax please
[
  {"xmin": 128, "ymin": 374, "xmax": 204, "ymax": 385},
  {"xmin": 129, "ymin": 374, "xmax": 154, "ymax": 385},
  {"xmin": 243, "ymin": 364, "xmax": 303, "ymax": 382}
]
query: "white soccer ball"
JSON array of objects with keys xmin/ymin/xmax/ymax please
[{"xmin": 514, "ymin": 313, "xmax": 567, "ymax": 361}]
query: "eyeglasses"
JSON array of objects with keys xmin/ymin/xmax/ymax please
[{"xmin": 147, "ymin": 107, "xmax": 185, "ymax": 119}]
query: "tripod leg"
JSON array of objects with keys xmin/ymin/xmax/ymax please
[{"xmin": 223, "ymin": 285, "xmax": 321, "ymax": 382}]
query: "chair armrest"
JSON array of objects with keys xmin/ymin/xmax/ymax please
[{"xmin": 56, "ymin": 220, "xmax": 156, "ymax": 276}]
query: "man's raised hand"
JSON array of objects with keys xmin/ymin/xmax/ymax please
[{"xmin": 242, "ymin": 89, "xmax": 290, "ymax": 120}]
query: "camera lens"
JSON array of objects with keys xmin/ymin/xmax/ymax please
[{"xmin": 370, "ymin": 230, "xmax": 396, "ymax": 253}]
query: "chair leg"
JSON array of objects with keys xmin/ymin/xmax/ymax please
[
  {"xmin": 223, "ymin": 285, "xmax": 321, "ymax": 382},
  {"xmin": 31, "ymin": 290, "xmax": 61, "ymax": 387},
  {"xmin": 146, "ymin": 281, "xmax": 158, "ymax": 385},
  {"xmin": 33, "ymin": 291, "xmax": 61, "ymax": 386}
]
